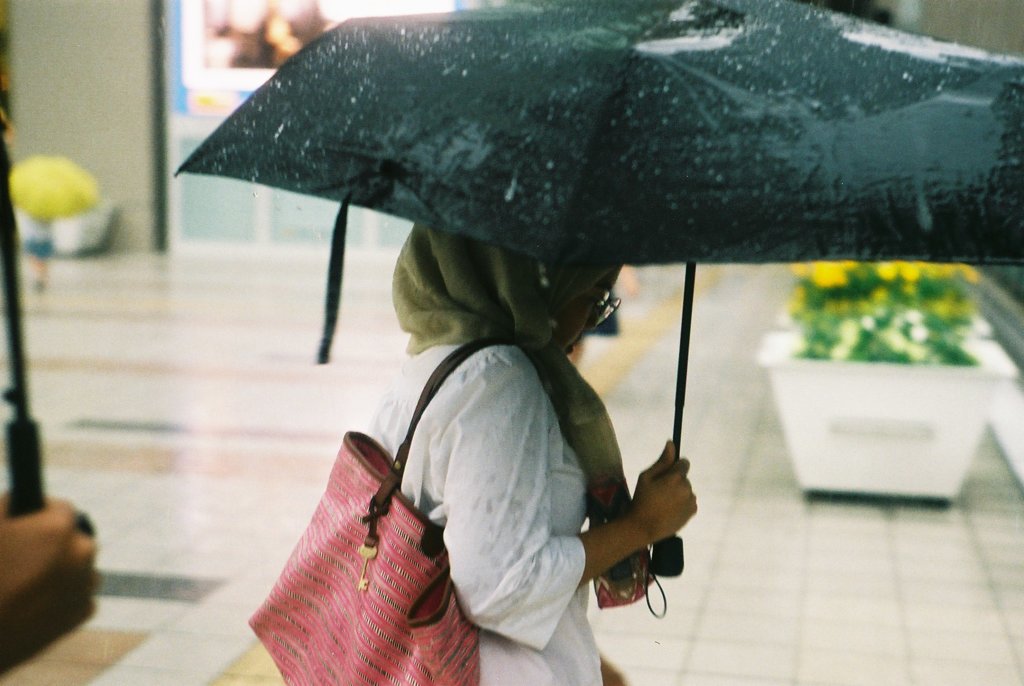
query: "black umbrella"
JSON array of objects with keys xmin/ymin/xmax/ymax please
[
  {"xmin": 178, "ymin": 0, "xmax": 1024, "ymax": 576},
  {"xmin": 180, "ymin": 0, "xmax": 1024, "ymax": 265}
]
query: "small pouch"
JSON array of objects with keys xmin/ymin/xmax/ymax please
[{"xmin": 587, "ymin": 476, "xmax": 652, "ymax": 608}]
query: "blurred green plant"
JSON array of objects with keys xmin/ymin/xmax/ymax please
[{"xmin": 788, "ymin": 261, "xmax": 980, "ymax": 366}]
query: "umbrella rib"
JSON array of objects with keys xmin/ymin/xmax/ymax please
[
  {"xmin": 558, "ymin": 56, "xmax": 636, "ymax": 262},
  {"xmin": 308, "ymin": 145, "xmax": 505, "ymax": 247}
]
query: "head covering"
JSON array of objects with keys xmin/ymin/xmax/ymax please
[{"xmin": 393, "ymin": 224, "xmax": 624, "ymax": 482}]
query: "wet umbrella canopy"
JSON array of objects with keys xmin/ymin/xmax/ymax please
[{"xmin": 179, "ymin": 0, "xmax": 1024, "ymax": 265}]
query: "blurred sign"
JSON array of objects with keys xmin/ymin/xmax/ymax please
[{"xmin": 172, "ymin": 0, "xmax": 460, "ymax": 116}]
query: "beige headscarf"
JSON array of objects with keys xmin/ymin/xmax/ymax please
[{"xmin": 393, "ymin": 224, "xmax": 624, "ymax": 482}]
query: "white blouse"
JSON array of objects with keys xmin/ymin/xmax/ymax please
[{"xmin": 367, "ymin": 344, "xmax": 601, "ymax": 686}]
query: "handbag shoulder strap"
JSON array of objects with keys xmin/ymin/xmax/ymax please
[
  {"xmin": 369, "ymin": 338, "xmax": 507, "ymax": 518},
  {"xmin": 397, "ymin": 337, "xmax": 507, "ymax": 468}
]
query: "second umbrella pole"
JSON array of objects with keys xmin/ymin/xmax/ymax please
[{"xmin": 0, "ymin": 128, "xmax": 44, "ymax": 517}]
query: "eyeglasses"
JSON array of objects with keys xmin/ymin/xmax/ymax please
[{"xmin": 589, "ymin": 290, "xmax": 621, "ymax": 328}]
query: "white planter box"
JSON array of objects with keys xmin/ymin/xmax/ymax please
[
  {"xmin": 758, "ymin": 331, "xmax": 1018, "ymax": 501},
  {"xmin": 52, "ymin": 202, "xmax": 116, "ymax": 256},
  {"xmin": 17, "ymin": 203, "xmax": 116, "ymax": 257}
]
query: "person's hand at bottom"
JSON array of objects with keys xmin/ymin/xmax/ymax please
[{"xmin": 0, "ymin": 496, "xmax": 99, "ymax": 674}]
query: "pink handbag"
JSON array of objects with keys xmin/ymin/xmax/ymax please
[{"xmin": 250, "ymin": 342, "xmax": 496, "ymax": 685}]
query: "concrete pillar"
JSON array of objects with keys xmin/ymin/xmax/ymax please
[{"xmin": 7, "ymin": 0, "xmax": 161, "ymax": 252}]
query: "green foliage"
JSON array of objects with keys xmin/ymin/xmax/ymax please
[{"xmin": 788, "ymin": 262, "xmax": 980, "ymax": 366}]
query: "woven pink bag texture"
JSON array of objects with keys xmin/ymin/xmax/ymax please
[{"xmin": 250, "ymin": 432, "xmax": 480, "ymax": 685}]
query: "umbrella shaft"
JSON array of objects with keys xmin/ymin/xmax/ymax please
[
  {"xmin": 652, "ymin": 262, "xmax": 697, "ymax": 582},
  {"xmin": 0, "ymin": 137, "xmax": 31, "ymax": 418},
  {"xmin": 673, "ymin": 263, "xmax": 697, "ymax": 449}
]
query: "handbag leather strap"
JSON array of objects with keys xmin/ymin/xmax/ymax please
[
  {"xmin": 365, "ymin": 339, "xmax": 508, "ymax": 545},
  {"xmin": 397, "ymin": 338, "xmax": 508, "ymax": 471}
]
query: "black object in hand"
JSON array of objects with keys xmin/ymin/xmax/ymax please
[
  {"xmin": 651, "ymin": 535, "xmax": 684, "ymax": 576},
  {"xmin": 75, "ymin": 512, "xmax": 95, "ymax": 537}
]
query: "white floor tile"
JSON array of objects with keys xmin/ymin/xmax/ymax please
[
  {"xmin": 802, "ymin": 592, "xmax": 903, "ymax": 627},
  {"xmin": 900, "ymin": 578, "xmax": 999, "ymax": 609},
  {"xmin": 683, "ymin": 675, "xmax": 789, "ymax": 686},
  {"xmin": 688, "ymin": 639, "xmax": 796, "ymax": 682},
  {"xmin": 165, "ymin": 601, "xmax": 257, "ymax": 640},
  {"xmin": 592, "ymin": 593, "xmax": 700, "ymax": 639},
  {"xmin": 608, "ymin": 666, "xmax": 680, "ymax": 686},
  {"xmin": 797, "ymin": 648, "xmax": 910, "ymax": 686},
  {"xmin": 903, "ymin": 602, "xmax": 1007, "ymax": 633},
  {"xmin": 694, "ymin": 609, "xmax": 799, "ymax": 646},
  {"xmin": 118, "ymin": 631, "xmax": 253, "ymax": 675},
  {"xmin": 88, "ymin": 664, "xmax": 213, "ymax": 686},
  {"xmin": 910, "ymin": 658, "xmax": 1023, "ymax": 686},
  {"xmin": 595, "ymin": 634, "xmax": 689, "ymax": 673},
  {"xmin": 87, "ymin": 598, "xmax": 192, "ymax": 633},
  {"xmin": 799, "ymin": 617, "xmax": 907, "ymax": 657},
  {"xmin": 704, "ymin": 585, "xmax": 803, "ymax": 620},
  {"xmin": 908, "ymin": 626, "xmax": 1019, "ymax": 665}
]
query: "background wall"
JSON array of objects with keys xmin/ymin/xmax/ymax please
[
  {"xmin": 913, "ymin": 0, "xmax": 1024, "ymax": 305},
  {"xmin": 7, "ymin": 0, "xmax": 159, "ymax": 252},
  {"xmin": 918, "ymin": 0, "xmax": 1024, "ymax": 53}
]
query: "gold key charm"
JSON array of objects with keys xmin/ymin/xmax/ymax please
[{"xmin": 356, "ymin": 544, "xmax": 378, "ymax": 591}]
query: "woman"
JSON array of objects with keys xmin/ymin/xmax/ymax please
[{"xmin": 367, "ymin": 225, "xmax": 697, "ymax": 685}]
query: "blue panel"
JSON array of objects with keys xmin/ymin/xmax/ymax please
[
  {"xmin": 179, "ymin": 175, "xmax": 257, "ymax": 241},
  {"xmin": 178, "ymin": 137, "xmax": 256, "ymax": 241},
  {"xmin": 375, "ymin": 212, "xmax": 413, "ymax": 248}
]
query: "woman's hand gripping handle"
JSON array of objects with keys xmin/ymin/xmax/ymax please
[
  {"xmin": 631, "ymin": 441, "xmax": 696, "ymax": 544},
  {"xmin": 578, "ymin": 441, "xmax": 696, "ymax": 586},
  {"xmin": 641, "ymin": 442, "xmax": 693, "ymax": 576}
]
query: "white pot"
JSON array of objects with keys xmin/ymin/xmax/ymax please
[
  {"xmin": 51, "ymin": 202, "xmax": 115, "ymax": 256},
  {"xmin": 758, "ymin": 331, "xmax": 1018, "ymax": 500},
  {"xmin": 15, "ymin": 203, "xmax": 115, "ymax": 257}
]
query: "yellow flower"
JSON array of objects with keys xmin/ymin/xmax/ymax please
[
  {"xmin": 959, "ymin": 265, "xmax": 980, "ymax": 283},
  {"xmin": 898, "ymin": 262, "xmax": 921, "ymax": 282},
  {"xmin": 811, "ymin": 262, "xmax": 849, "ymax": 288},
  {"xmin": 877, "ymin": 262, "xmax": 898, "ymax": 281},
  {"xmin": 790, "ymin": 263, "xmax": 810, "ymax": 277}
]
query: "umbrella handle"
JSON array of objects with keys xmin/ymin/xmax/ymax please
[
  {"xmin": 650, "ymin": 535, "xmax": 683, "ymax": 577},
  {"xmin": 6, "ymin": 415, "xmax": 44, "ymax": 515}
]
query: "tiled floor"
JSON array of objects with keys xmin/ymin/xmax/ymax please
[{"xmin": 2, "ymin": 253, "xmax": 1022, "ymax": 685}]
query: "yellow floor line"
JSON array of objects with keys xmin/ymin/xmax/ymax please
[
  {"xmin": 0, "ymin": 629, "xmax": 146, "ymax": 686},
  {"xmin": 581, "ymin": 267, "xmax": 720, "ymax": 397},
  {"xmin": 211, "ymin": 642, "xmax": 284, "ymax": 685}
]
